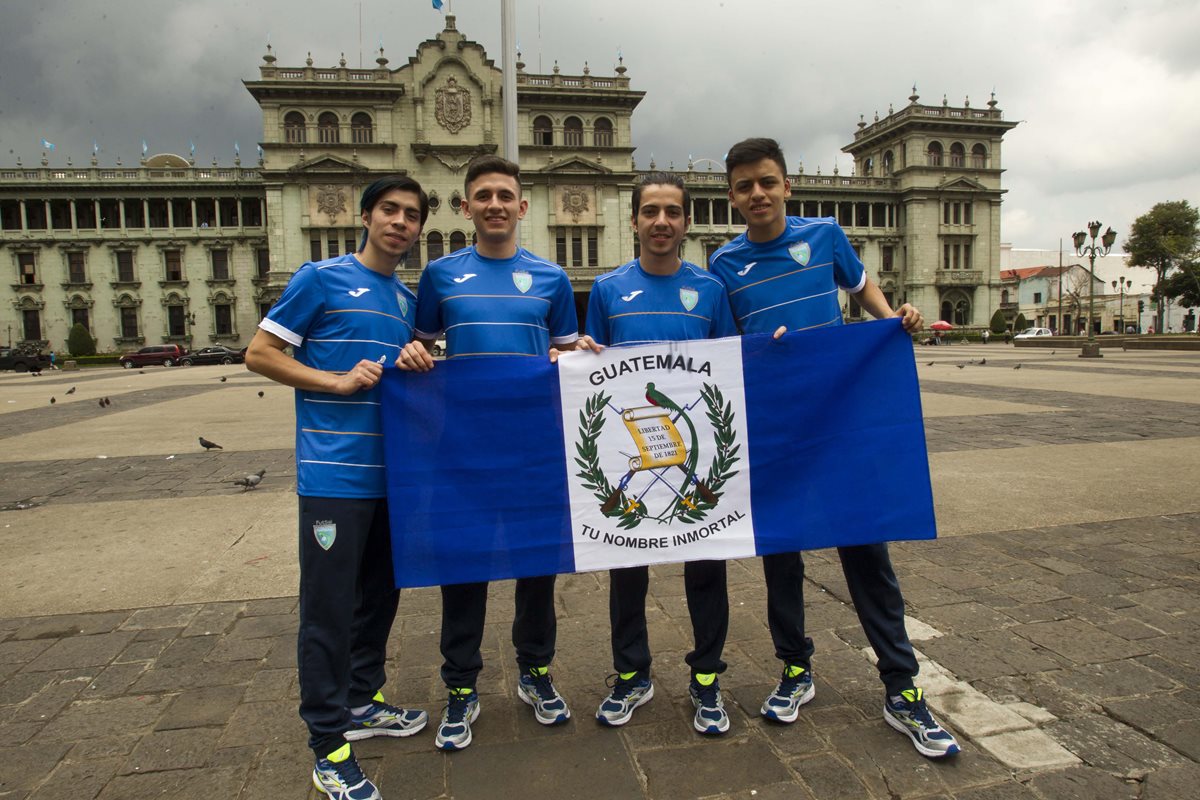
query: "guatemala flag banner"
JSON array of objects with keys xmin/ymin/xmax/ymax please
[{"xmin": 382, "ymin": 319, "xmax": 935, "ymax": 589}]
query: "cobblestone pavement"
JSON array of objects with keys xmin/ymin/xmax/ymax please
[{"xmin": 1, "ymin": 347, "xmax": 1198, "ymax": 799}]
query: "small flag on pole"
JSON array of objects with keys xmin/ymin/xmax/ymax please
[
  {"xmin": 189, "ymin": 140, "xmax": 195, "ymax": 158},
  {"xmin": 432, "ymin": 0, "xmax": 444, "ymax": 11},
  {"xmin": 92, "ymin": 140, "xmax": 100, "ymax": 156},
  {"xmin": 141, "ymin": 139, "xmax": 149, "ymax": 156},
  {"xmin": 234, "ymin": 141, "xmax": 240, "ymax": 157},
  {"xmin": 41, "ymin": 138, "xmax": 55, "ymax": 151},
  {"xmin": 256, "ymin": 144, "xmax": 264, "ymax": 160}
]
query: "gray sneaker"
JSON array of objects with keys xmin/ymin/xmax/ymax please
[
  {"xmin": 596, "ymin": 673, "xmax": 654, "ymax": 727},
  {"xmin": 884, "ymin": 688, "xmax": 961, "ymax": 758},
  {"xmin": 517, "ymin": 667, "xmax": 571, "ymax": 725},
  {"xmin": 689, "ymin": 676, "xmax": 730, "ymax": 735},
  {"xmin": 760, "ymin": 665, "xmax": 814, "ymax": 723},
  {"xmin": 435, "ymin": 689, "xmax": 480, "ymax": 751},
  {"xmin": 344, "ymin": 693, "xmax": 428, "ymax": 741}
]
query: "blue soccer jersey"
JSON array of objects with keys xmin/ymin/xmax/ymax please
[
  {"xmin": 259, "ymin": 254, "xmax": 416, "ymax": 499},
  {"xmin": 414, "ymin": 246, "xmax": 578, "ymax": 357},
  {"xmin": 709, "ymin": 217, "xmax": 866, "ymax": 335},
  {"xmin": 584, "ymin": 260, "xmax": 737, "ymax": 346}
]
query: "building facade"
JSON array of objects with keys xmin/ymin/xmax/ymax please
[{"xmin": 1, "ymin": 15, "xmax": 1019, "ymax": 353}]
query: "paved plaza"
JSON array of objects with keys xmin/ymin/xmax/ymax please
[{"xmin": 1, "ymin": 343, "xmax": 1198, "ymax": 799}]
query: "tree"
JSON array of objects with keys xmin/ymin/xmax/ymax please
[
  {"xmin": 989, "ymin": 309, "xmax": 1008, "ymax": 334},
  {"xmin": 1124, "ymin": 200, "xmax": 1200, "ymax": 333},
  {"xmin": 1159, "ymin": 263, "xmax": 1200, "ymax": 309},
  {"xmin": 1014, "ymin": 312, "xmax": 1028, "ymax": 332},
  {"xmin": 67, "ymin": 324, "xmax": 96, "ymax": 357}
]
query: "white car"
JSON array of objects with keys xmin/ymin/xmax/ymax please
[{"xmin": 1014, "ymin": 327, "xmax": 1053, "ymax": 340}]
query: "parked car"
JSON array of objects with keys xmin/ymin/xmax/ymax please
[
  {"xmin": 180, "ymin": 346, "xmax": 245, "ymax": 366},
  {"xmin": 0, "ymin": 346, "xmax": 52, "ymax": 373},
  {"xmin": 1013, "ymin": 327, "xmax": 1053, "ymax": 340},
  {"xmin": 118, "ymin": 344, "xmax": 188, "ymax": 368}
]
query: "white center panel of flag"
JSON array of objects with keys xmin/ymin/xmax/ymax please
[{"xmin": 556, "ymin": 337, "xmax": 756, "ymax": 571}]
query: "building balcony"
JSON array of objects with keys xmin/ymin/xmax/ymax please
[{"xmin": 933, "ymin": 270, "xmax": 983, "ymax": 287}]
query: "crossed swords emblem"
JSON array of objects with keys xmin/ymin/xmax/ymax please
[{"xmin": 600, "ymin": 382, "xmax": 719, "ymax": 519}]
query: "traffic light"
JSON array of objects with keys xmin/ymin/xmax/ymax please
[{"xmin": 1138, "ymin": 300, "xmax": 1145, "ymax": 313}]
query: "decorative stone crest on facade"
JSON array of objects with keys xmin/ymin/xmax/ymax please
[
  {"xmin": 435, "ymin": 77, "xmax": 472, "ymax": 134},
  {"xmin": 315, "ymin": 184, "xmax": 347, "ymax": 224},
  {"xmin": 561, "ymin": 185, "xmax": 590, "ymax": 223}
]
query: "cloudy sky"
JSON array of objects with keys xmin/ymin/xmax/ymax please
[{"xmin": 2, "ymin": 0, "xmax": 1197, "ymax": 253}]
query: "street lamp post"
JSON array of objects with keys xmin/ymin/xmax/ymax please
[
  {"xmin": 1111, "ymin": 276, "xmax": 1130, "ymax": 334},
  {"xmin": 1072, "ymin": 221, "xmax": 1117, "ymax": 358}
]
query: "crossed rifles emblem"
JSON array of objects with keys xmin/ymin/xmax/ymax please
[{"xmin": 600, "ymin": 382, "xmax": 720, "ymax": 518}]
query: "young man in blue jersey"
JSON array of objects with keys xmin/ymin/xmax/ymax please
[
  {"xmin": 246, "ymin": 176, "xmax": 430, "ymax": 800},
  {"xmin": 397, "ymin": 156, "xmax": 598, "ymax": 751},
  {"xmin": 709, "ymin": 138, "xmax": 960, "ymax": 759},
  {"xmin": 583, "ymin": 173, "xmax": 737, "ymax": 735}
]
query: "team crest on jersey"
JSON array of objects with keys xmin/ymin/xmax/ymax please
[
  {"xmin": 395, "ymin": 292, "xmax": 408, "ymax": 317},
  {"xmin": 788, "ymin": 241, "xmax": 811, "ymax": 266},
  {"xmin": 679, "ymin": 288, "xmax": 699, "ymax": 312},
  {"xmin": 512, "ymin": 270, "xmax": 532, "ymax": 293},
  {"xmin": 313, "ymin": 520, "xmax": 336, "ymax": 551}
]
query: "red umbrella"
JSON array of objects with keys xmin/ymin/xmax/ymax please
[{"xmin": 930, "ymin": 320, "xmax": 954, "ymax": 331}]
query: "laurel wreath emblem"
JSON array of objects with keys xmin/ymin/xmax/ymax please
[{"xmin": 573, "ymin": 383, "xmax": 740, "ymax": 529}]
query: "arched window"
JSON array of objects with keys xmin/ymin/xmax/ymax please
[
  {"xmin": 426, "ymin": 232, "xmax": 444, "ymax": 263},
  {"xmin": 1001, "ymin": 289, "xmax": 1010, "ymax": 304},
  {"xmin": 926, "ymin": 141, "xmax": 943, "ymax": 167},
  {"xmin": 593, "ymin": 118, "xmax": 614, "ymax": 147},
  {"xmin": 971, "ymin": 143, "xmax": 988, "ymax": 169},
  {"xmin": 882, "ymin": 150, "xmax": 894, "ymax": 175},
  {"xmin": 563, "ymin": 116, "xmax": 583, "ymax": 147},
  {"xmin": 284, "ymin": 112, "xmax": 306, "ymax": 144},
  {"xmin": 351, "ymin": 112, "xmax": 373, "ymax": 144},
  {"xmin": 533, "ymin": 115, "xmax": 553, "ymax": 146},
  {"xmin": 939, "ymin": 292, "xmax": 971, "ymax": 326},
  {"xmin": 318, "ymin": 112, "xmax": 339, "ymax": 144},
  {"xmin": 863, "ymin": 157, "xmax": 874, "ymax": 177},
  {"xmin": 949, "ymin": 142, "xmax": 966, "ymax": 168},
  {"xmin": 449, "ymin": 231, "xmax": 467, "ymax": 252}
]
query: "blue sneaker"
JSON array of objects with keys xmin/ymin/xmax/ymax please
[
  {"xmin": 596, "ymin": 672, "xmax": 654, "ymax": 727},
  {"xmin": 435, "ymin": 688, "xmax": 480, "ymax": 751},
  {"xmin": 689, "ymin": 674, "xmax": 729, "ymax": 735},
  {"xmin": 760, "ymin": 664, "xmax": 815, "ymax": 723},
  {"xmin": 884, "ymin": 688, "xmax": 961, "ymax": 758},
  {"xmin": 345, "ymin": 691, "xmax": 428, "ymax": 741},
  {"xmin": 313, "ymin": 743, "xmax": 380, "ymax": 800},
  {"xmin": 517, "ymin": 666, "xmax": 571, "ymax": 725}
]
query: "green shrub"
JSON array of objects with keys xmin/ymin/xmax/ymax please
[
  {"xmin": 1014, "ymin": 312, "xmax": 1028, "ymax": 331},
  {"xmin": 67, "ymin": 324, "xmax": 97, "ymax": 357},
  {"xmin": 989, "ymin": 309, "xmax": 1008, "ymax": 334}
]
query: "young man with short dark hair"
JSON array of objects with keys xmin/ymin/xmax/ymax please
[
  {"xmin": 398, "ymin": 155, "xmax": 597, "ymax": 751},
  {"xmin": 246, "ymin": 175, "xmax": 432, "ymax": 800},
  {"xmin": 585, "ymin": 173, "xmax": 737, "ymax": 735},
  {"xmin": 709, "ymin": 138, "xmax": 960, "ymax": 759}
]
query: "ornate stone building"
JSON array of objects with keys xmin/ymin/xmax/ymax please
[{"xmin": 0, "ymin": 14, "xmax": 1017, "ymax": 353}]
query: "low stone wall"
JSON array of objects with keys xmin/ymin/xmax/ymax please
[{"xmin": 1014, "ymin": 336, "xmax": 1200, "ymax": 351}]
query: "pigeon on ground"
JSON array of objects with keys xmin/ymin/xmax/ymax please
[
  {"xmin": 199, "ymin": 437, "xmax": 223, "ymax": 451},
  {"xmin": 220, "ymin": 376, "xmax": 227, "ymax": 382},
  {"xmin": 233, "ymin": 469, "xmax": 267, "ymax": 491},
  {"xmin": 980, "ymin": 358, "xmax": 987, "ymax": 365},
  {"xmin": 103, "ymin": 397, "xmax": 111, "ymax": 407},
  {"xmin": 98, "ymin": 399, "xmax": 105, "ymax": 408},
  {"xmin": 1051, "ymin": 350, "xmax": 1056, "ymax": 355},
  {"xmin": 66, "ymin": 386, "xmax": 76, "ymax": 395},
  {"xmin": 50, "ymin": 397, "xmax": 56, "ymax": 404},
  {"xmin": 926, "ymin": 361, "xmax": 934, "ymax": 366},
  {"xmin": 139, "ymin": 370, "xmax": 144, "ymax": 374},
  {"xmin": 257, "ymin": 390, "xmax": 264, "ymax": 398},
  {"xmin": 956, "ymin": 364, "xmax": 965, "ymax": 369},
  {"xmin": 1014, "ymin": 364, "xmax": 1022, "ymax": 370}
]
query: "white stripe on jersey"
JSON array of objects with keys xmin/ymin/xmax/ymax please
[{"xmin": 738, "ymin": 287, "xmax": 839, "ymax": 321}]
